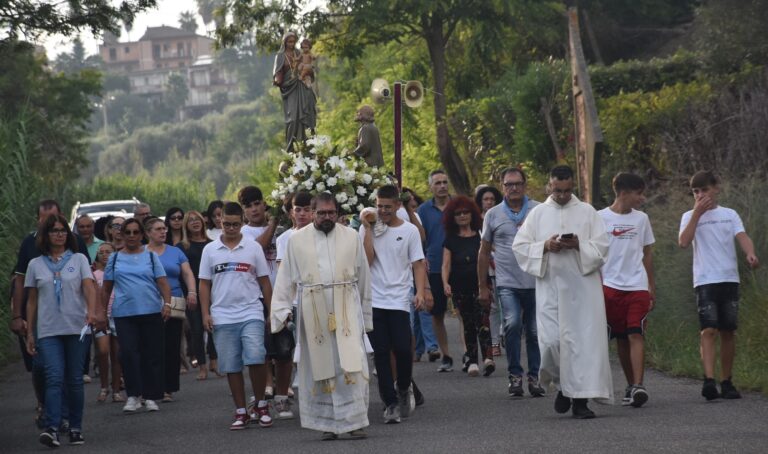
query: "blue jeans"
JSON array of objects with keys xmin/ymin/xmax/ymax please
[
  {"xmin": 411, "ymin": 301, "xmax": 438, "ymax": 356},
  {"xmin": 496, "ymin": 287, "xmax": 540, "ymax": 377},
  {"xmin": 37, "ymin": 335, "xmax": 85, "ymax": 431}
]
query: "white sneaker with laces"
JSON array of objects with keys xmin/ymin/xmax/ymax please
[
  {"xmin": 144, "ymin": 399, "xmax": 159, "ymax": 411},
  {"xmin": 467, "ymin": 363, "xmax": 480, "ymax": 377},
  {"xmin": 123, "ymin": 396, "xmax": 141, "ymax": 412}
]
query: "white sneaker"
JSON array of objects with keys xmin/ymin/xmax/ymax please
[
  {"xmin": 123, "ymin": 396, "xmax": 141, "ymax": 412},
  {"xmin": 144, "ymin": 399, "xmax": 159, "ymax": 411},
  {"xmin": 274, "ymin": 396, "xmax": 294, "ymax": 419},
  {"xmin": 467, "ymin": 363, "xmax": 480, "ymax": 377}
]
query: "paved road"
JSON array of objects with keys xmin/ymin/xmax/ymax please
[{"xmin": 1, "ymin": 317, "xmax": 766, "ymax": 453}]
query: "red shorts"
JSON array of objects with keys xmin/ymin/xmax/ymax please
[{"xmin": 603, "ymin": 286, "xmax": 651, "ymax": 338}]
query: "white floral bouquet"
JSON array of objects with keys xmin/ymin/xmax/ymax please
[{"xmin": 270, "ymin": 135, "xmax": 390, "ymax": 214}]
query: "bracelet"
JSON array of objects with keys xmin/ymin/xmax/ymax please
[
  {"xmin": 188, "ymin": 292, "xmax": 197, "ymax": 295},
  {"xmin": 163, "ymin": 303, "xmax": 172, "ymax": 308}
]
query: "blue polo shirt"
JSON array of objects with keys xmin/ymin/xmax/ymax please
[{"xmin": 417, "ymin": 198, "xmax": 447, "ymax": 273}]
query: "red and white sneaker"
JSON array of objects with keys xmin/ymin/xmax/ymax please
[
  {"xmin": 249, "ymin": 400, "xmax": 273, "ymax": 428},
  {"xmin": 230, "ymin": 412, "xmax": 250, "ymax": 430}
]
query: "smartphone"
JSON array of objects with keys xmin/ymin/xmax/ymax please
[{"xmin": 560, "ymin": 233, "xmax": 574, "ymax": 239}]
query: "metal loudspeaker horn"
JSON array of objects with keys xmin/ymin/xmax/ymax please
[
  {"xmin": 404, "ymin": 80, "xmax": 424, "ymax": 108},
  {"xmin": 370, "ymin": 78, "xmax": 391, "ymax": 104}
]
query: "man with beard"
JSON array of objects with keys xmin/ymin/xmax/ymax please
[{"xmin": 271, "ymin": 192, "xmax": 372, "ymax": 440}]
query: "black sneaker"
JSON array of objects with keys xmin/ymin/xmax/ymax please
[
  {"xmin": 629, "ymin": 385, "xmax": 649, "ymax": 407},
  {"xmin": 437, "ymin": 355, "xmax": 453, "ymax": 372},
  {"xmin": 527, "ymin": 376, "xmax": 545, "ymax": 397},
  {"xmin": 621, "ymin": 385, "xmax": 632, "ymax": 406},
  {"xmin": 571, "ymin": 398, "xmax": 596, "ymax": 419},
  {"xmin": 702, "ymin": 378, "xmax": 720, "ymax": 400},
  {"xmin": 554, "ymin": 391, "xmax": 571, "ymax": 413},
  {"xmin": 69, "ymin": 430, "xmax": 85, "ymax": 445},
  {"xmin": 720, "ymin": 379, "xmax": 742, "ymax": 399},
  {"xmin": 39, "ymin": 427, "xmax": 60, "ymax": 448},
  {"xmin": 508, "ymin": 375, "xmax": 524, "ymax": 397},
  {"xmin": 427, "ymin": 350, "xmax": 441, "ymax": 362}
]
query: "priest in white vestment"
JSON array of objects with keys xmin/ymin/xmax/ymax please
[
  {"xmin": 272, "ymin": 192, "xmax": 372, "ymax": 439},
  {"xmin": 512, "ymin": 165, "xmax": 613, "ymax": 419}
]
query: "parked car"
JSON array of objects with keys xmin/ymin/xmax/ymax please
[{"xmin": 69, "ymin": 197, "xmax": 142, "ymax": 228}]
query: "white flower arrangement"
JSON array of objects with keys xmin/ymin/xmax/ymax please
[{"xmin": 271, "ymin": 135, "xmax": 391, "ymax": 214}]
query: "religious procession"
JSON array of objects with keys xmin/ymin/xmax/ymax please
[{"xmin": 4, "ymin": 9, "xmax": 766, "ymax": 452}]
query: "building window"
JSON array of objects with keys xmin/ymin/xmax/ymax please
[
  {"xmin": 124, "ymin": 46, "xmax": 130, "ymax": 54},
  {"xmin": 153, "ymin": 45, "xmax": 160, "ymax": 59},
  {"xmin": 163, "ymin": 44, "xmax": 169, "ymax": 52},
  {"xmin": 177, "ymin": 43, "xmax": 184, "ymax": 57},
  {"xmin": 109, "ymin": 48, "xmax": 117, "ymax": 61}
]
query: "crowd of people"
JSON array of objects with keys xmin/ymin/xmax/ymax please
[{"xmin": 8, "ymin": 165, "xmax": 758, "ymax": 447}]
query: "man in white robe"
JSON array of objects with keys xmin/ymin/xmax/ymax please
[
  {"xmin": 512, "ymin": 165, "xmax": 612, "ymax": 419},
  {"xmin": 272, "ymin": 192, "xmax": 372, "ymax": 439}
]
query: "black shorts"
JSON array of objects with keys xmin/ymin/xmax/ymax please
[
  {"xmin": 695, "ymin": 283, "xmax": 739, "ymax": 331},
  {"xmin": 428, "ymin": 273, "xmax": 447, "ymax": 316},
  {"xmin": 264, "ymin": 304, "xmax": 295, "ymax": 362}
]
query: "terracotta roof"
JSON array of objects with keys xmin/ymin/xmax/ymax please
[{"xmin": 139, "ymin": 26, "xmax": 200, "ymax": 41}]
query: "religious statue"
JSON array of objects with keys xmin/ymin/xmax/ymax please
[
  {"xmin": 273, "ymin": 32, "xmax": 317, "ymax": 151},
  {"xmin": 352, "ymin": 105, "xmax": 384, "ymax": 168},
  {"xmin": 299, "ymin": 38, "xmax": 317, "ymax": 92}
]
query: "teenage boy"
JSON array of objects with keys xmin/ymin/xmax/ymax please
[
  {"xmin": 361, "ymin": 185, "xmax": 430, "ymax": 424},
  {"xmin": 679, "ymin": 170, "xmax": 759, "ymax": 400},
  {"xmin": 599, "ymin": 173, "xmax": 655, "ymax": 407},
  {"xmin": 199, "ymin": 202, "xmax": 274, "ymax": 430}
]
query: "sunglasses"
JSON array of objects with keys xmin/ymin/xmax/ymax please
[
  {"xmin": 49, "ymin": 228, "xmax": 68, "ymax": 235},
  {"xmin": 169, "ymin": 215, "xmax": 184, "ymax": 221},
  {"xmin": 110, "ymin": 223, "xmax": 124, "ymax": 229},
  {"xmin": 123, "ymin": 229, "xmax": 142, "ymax": 236}
]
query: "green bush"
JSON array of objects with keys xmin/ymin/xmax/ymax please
[
  {"xmin": 0, "ymin": 114, "xmax": 41, "ymax": 364},
  {"xmin": 67, "ymin": 174, "xmax": 217, "ymax": 217},
  {"xmin": 590, "ymin": 51, "xmax": 703, "ymax": 98}
]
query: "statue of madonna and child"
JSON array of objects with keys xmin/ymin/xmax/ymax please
[{"xmin": 273, "ymin": 31, "xmax": 318, "ymax": 151}]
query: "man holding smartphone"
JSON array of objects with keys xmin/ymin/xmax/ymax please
[{"xmin": 512, "ymin": 165, "xmax": 612, "ymax": 419}]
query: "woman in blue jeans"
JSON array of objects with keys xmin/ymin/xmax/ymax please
[{"xmin": 25, "ymin": 214, "xmax": 99, "ymax": 447}]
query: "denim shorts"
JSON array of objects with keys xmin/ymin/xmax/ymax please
[
  {"xmin": 212, "ymin": 319, "xmax": 266, "ymax": 373},
  {"xmin": 695, "ymin": 283, "xmax": 739, "ymax": 331}
]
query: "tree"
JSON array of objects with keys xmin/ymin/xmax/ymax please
[
  {"xmin": 164, "ymin": 73, "xmax": 189, "ymax": 121},
  {"xmin": 178, "ymin": 11, "xmax": 199, "ymax": 34},
  {"xmin": 214, "ymin": 0, "xmax": 563, "ymax": 195},
  {"xmin": 53, "ymin": 37, "xmax": 102, "ymax": 74},
  {"xmin": 0, "ymin": 40, "xmax": 101, "ymax": 188},
  {"xmin": 0, "ymin": 0, "xmax": 157, "ymax": 40}
]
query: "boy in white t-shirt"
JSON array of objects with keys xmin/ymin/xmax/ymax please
[
  {"xmin": 679, "ymin": 171, "xmax": 759, "ymax": 401},
  {"xmin": 599, "ymin": 173, "xmax": 655, "ymax": 408},
  {"xmin": 360, "ymin": 185, "xmax": 431, "ymax": 424},
  {"xmin": 199, "ymin": 202, "xmax": 274, "ymax": 430}
]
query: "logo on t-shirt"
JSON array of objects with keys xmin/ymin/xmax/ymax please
[
  {"xmin": 611, "ymin": 227, "xmax": 636, "ymax": 238},
  {"xmin": 213, "ymin": 262, "xmax": 253, "ymax": 274},
  {"xmin": 396, "ymin": 237, "xmax": 403, "ymax": 241}
]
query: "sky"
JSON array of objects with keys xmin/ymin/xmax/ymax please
[{"xmin": 41, "ymin": 0, "xmax": 205, "ymax": 58}]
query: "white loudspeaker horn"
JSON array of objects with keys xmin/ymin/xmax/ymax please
[
  {"xmin": 371, "ymin": 78, "xmax": 391, "ymax": 104},
  {"xmin": 404, "ymin": 80, "xmax": 424, "ymax": 108}
]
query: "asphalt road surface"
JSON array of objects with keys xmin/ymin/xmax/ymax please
[{"xmin": 2, "ymin": 317, "xmax": 766, "ymax": 453}]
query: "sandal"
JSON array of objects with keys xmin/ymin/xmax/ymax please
[
  {"xmin": 162, "ymin": 392, "xmax": 173, "ymax": 403},
  {"xmin": 196, "ymin": 370, "xmax": 208, "ymax": 381},
  {"xmin": 112, "ymin": 392, "xmax": 125, "ymax": 403},
  {"xmin": 97, "ymin": 388, "xmax": 109, "ymax": 402}
]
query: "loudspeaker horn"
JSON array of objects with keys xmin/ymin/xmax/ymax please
[
  {"xmin": 370, "ymin": 78, "xmax": 391, "ymax": 104},
  {"xmin": 404, "ymin": 80, "xmax": 424, "ymax": 108}
]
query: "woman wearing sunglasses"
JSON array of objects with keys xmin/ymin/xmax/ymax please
[{"xmin": 164, "ymin": 207, "xmax": 185, "ymax": 246}]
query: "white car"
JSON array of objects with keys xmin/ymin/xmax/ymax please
[{"xmin": 69, "ymin": 197, "xmax": 142, "ymax": 228}]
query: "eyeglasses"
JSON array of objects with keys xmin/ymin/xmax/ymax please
[
  {"xmin": 110, "ymin": 223, "xmax": 124, "ymax": 230},
  {"xmin": 222, "ymin": 222, "xmax": 242, "ymax": 229},
  {"xmin": 169, "ymin": 215, "xmax": 183, "ymax": 221},
  {"xmin": 454, "ymin": 211, "xmax": 470, "ymax": 217},
  {"xmin": 503, "ymin": 181, "xmax": 525, "ymax": 188},
  {"xmin": 314, "ymin": 210, "xmax": 338, "ymax": 218},
  {"xmin": 123, "ymin": 229, "xmax": 142, "ymax": 236},
  {"xmin": 49, "ymin": 228, "xmax": 68, "ymax": 235},
  {"xmin": 187, "ymin": 217, "xmax": 202, "ymax": 224}
]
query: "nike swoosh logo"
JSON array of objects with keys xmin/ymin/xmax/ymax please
[{"xmin": 611, "ymin": 228, "xmax": 635, "ymax": 236}]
